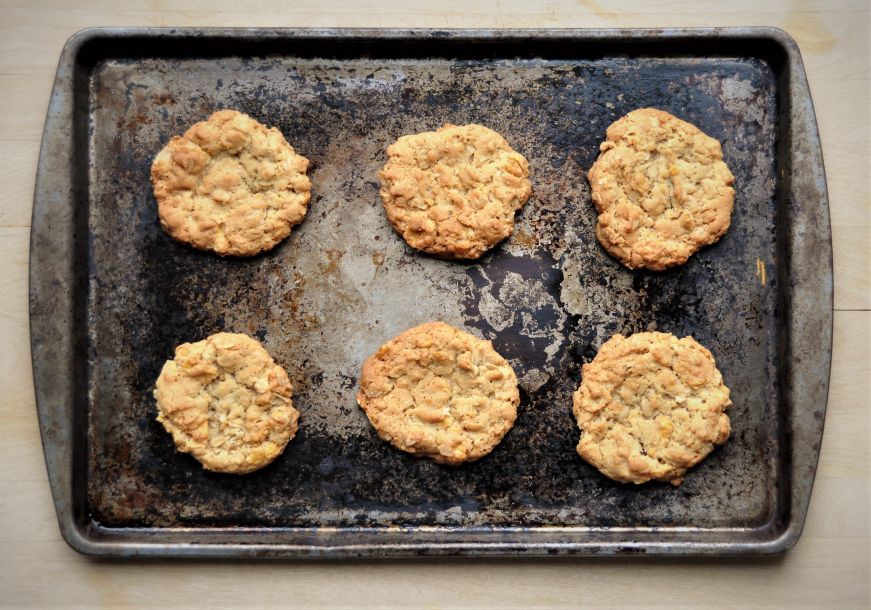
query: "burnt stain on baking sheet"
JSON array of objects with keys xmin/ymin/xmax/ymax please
[{"xmin": 83, "ymin": 54, "xmax": 779, "ymax": 529}]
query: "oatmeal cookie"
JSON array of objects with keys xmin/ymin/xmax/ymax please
[
  {"xmin": 356, "ymin": 321, "xmax": 520, "ymax": 464},
  {"xmin": 588, "ymin": 108, "xmax": 735, "ymax": 270},
  {"xmin": 151, "ymin": 110, "xmax": 311, "ymax": 256},
  {"xmin": 572, "ymin": 331, "xmax": 731, "ymax": 485},
  {"xmin": 154, "ymin": 332, "xmax": 299, "ymax": 474},
  {"xmin": 379, "ymin": 124, "xmax": 531, "ymax": 259}
]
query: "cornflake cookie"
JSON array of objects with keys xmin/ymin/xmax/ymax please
[
  {"xmin": 588, "ymin": 108, "xmax": 735, "ymax": 270},
  {"xmin": 379, "ymin": 124, "xmax": 532, "ymax": 259},
  {"xmin": 154, "ymin": 332, "xmax": 299, "ymax": 474},
  {"xmin": 356, "ymin": 321, "xmax": 520, "ymax": 465},
  {"xmin": 572, "ymin": 332, "xmax": 731, "ymax": 486},
  {"xmin": 151, "ymin": 110, "xmax": 312, "ymax": 257}
]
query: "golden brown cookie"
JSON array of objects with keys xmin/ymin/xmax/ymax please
[
  {"xmin": 151, "ymin": 110, "xmax": 312, "ymax": 257},
  {"xmin": 356, "ymin": 321, "xmax": 520, "ymax": 464},
  {"xmin": 378, "ymin": 124, "xmax": 532, "ymax": 259},
  {"xmin": 154, "ymin": 332, "xmax": 299, "ymax": 474},
  {"xmin": 588, "ymin": 108, "xmax": 735, "ymax": 270},
  {"xmin": 572, "ymin": 332, "xmax": 731, "ymax": 485}
]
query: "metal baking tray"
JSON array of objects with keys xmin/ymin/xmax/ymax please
[{"xmin": 30, "ymin": 27, "xmax": 832, "ymax": 557}]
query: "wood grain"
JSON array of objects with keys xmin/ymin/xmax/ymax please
[{"xmin": 0, "ymin": 1, "xmax": 867, "ymax": 608}]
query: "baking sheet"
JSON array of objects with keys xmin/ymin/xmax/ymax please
[{"xmin": 30, "ymin": 28, "xmax": 832, "ymax": 556}]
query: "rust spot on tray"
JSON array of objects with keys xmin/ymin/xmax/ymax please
[
  {"xmin": 509, "ymin": 228, "xmax": 537, "ymax": 250},
  {"xmin": 322, "ymin": 249, "xmax": 344, "ymax": 274}
]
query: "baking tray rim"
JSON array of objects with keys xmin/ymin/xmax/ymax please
[{"xmin": 29, "ymin": 26, "xmax": 833, "ymax": 558}]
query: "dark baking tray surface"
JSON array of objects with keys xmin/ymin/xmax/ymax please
[{"xmin": 30, "ymin": 28, "xmax": 832, "ymax": 557}]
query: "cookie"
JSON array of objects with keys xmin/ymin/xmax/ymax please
[
  {"xmin": 572, "ymin": 332, "xmax": 731, "ymax": 485},
  {"xmin": 356, "ymin": 321, "xmax": 520, "ymax": 464},
  {"xmin": 151, "ymin": 110, "xmax": 312, "ymax": 257},
  {"xmin": 154, "ymin": 332, "xmax": 299, "ymax": 474},
  {"xmin": 588, "ymin": 108, "xmax": 735, "ymax": 270},
  {"xmin": 378, "ymin": 124, "xmax": 532, "ymax": 259}
]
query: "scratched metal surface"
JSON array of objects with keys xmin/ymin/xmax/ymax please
[{"xmin": 81, "ymin": 50, "xmax": 781, "ymax": 532}]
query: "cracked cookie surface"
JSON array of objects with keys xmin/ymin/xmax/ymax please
[
  {"xmin": 379, "ymin": 124, "xmax": 532, "ymax": 259},
  {"xmin": 356, "ymin": 321, "xmax": 520, "ymax": 465},
  {"xmin": 154, "ymin": 332, "xmax": 299, "ymax": 474},
  {"xmin": 572, "ymin": 332, "xmax": 731, "ymax": 485},
  {"xmin": 151, "ymin": 110, "xmax": 312, "ymax": 257},
  {"xmin": 588, "ymin": 108, "xmax": 735, "ymax": 270}
]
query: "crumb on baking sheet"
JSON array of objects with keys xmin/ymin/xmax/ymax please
[{"xmin": 756, "ymin": 257, "xmax": 767, "ymax": 286}]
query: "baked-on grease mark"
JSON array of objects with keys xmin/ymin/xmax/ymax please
[
  {"xmin": 356, "ymin": 321, "xmax": 520, "ymax": 465},
  {"xmin": 588, "ymin": 108, "xmax": 735, "ymax": 270},
  {"xmin": 572, "ymin": 331, "xmax": 731, "ymax": 485},
  {"xmin": 154, "ymin": 332, "xmax": 299, "ymax": 474},
  {"xmin": 151, "ymin": 109, "xmax": 312, "ymax": 257},
  {"xmin": 379, "ymin": 124, "xmax": 532, "ymax": 260}
]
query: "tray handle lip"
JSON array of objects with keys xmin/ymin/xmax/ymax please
[
  {"xmin": 29, "ymin": 24, "xmax": 832, "ymax": 558},
  {"xmin": 773, "ymin": 19, "xmax": 833, "ymax": 553},
  {"xmin": 724, "ymin": 22, "xmax": 835, "ymax": 555},
  {"xmin": 41, "ymin": 524, "xmax": 805, "ymax": 558},
  {"xmin": 29, "ymin": 20, "xmax": 99, "ymax": 559},
  {"xmin": 54, "ymin": 24, "xmax": 811, "ymax": 46}
]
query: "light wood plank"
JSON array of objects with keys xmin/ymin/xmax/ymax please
[
  {"xmin": 0, "ymin": 142, "xmax": 40, "ymax": 228},
  {"xmin": 833, "ymin": 226, "xmax": 871, "ymax": 311},
  {"xmin": 827, "ymin": 140, "xmax": 870, "ymax": 229},
  {"xmin": 0, "ymin": 75, "xmax": 51, "ymax": 144}
]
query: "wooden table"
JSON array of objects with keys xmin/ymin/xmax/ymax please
[{"xmin": 1, "ymin": 1, "xmax": 867, "ymax": 608}]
